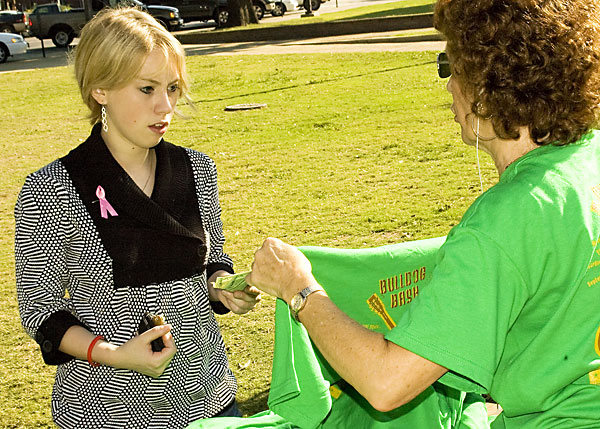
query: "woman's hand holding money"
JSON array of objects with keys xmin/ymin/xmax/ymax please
[{"xmin": 209, "ymin": 270, "xmax": 261, "ymax": 314}]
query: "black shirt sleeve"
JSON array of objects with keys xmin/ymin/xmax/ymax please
[
  {"xmin": 207, "ymin": 262, "xmax": 235, "ymax": 315},
  {"xmin": 35, "ymin": 311, "xmax": 89, "ymax": 365}
]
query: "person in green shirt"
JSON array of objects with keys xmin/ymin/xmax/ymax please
[{"xmin": 246, "ymin": 0, "xmax": 600, "ymax": 427}]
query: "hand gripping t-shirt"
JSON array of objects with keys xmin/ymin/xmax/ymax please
[
  {"xmin": 385, "ymin": 131, "xmax": 600, "ymax": 428},
  {"xmin": 189, "ymin": 237, "xmax": 489, "ymax": 429}
]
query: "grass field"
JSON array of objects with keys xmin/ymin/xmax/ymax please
[
  {"xmin": 217, "ymin": 0, "xmax": 435, "ymax": 31},
  {"xmin": 0, "ymin": 50, "xmax": 498, "ymax": 427}
]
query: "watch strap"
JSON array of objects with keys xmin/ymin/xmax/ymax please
[{"xmin": 291, "ymin": 284, "xmax": 323, "ymax": 321}]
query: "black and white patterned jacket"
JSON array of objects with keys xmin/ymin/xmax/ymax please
[{"xmin": 15, "ymin": 125, "xmax": 237, "ymax": 428}]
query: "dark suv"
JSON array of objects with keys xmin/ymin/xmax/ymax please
[
  {"xmin": 216, "ymin": 0, "xmax": 273, "ymax": 25},
  {"xmin": 144, "ymin": 0, "xmax": 272, "ymax": 27},
  {"xmin": 144, "ymin": 0, "xmax": 218, "ymax": 23}
]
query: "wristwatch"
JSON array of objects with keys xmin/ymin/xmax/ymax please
[{"xmin": 290, "ymin": 285, "xmax": 323, "ymax": 321}]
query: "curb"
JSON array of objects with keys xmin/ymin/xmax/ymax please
[
  {"xmin": 175, "ymin": 12, "xmax": 434, "ymax": 44},
  {"xmin": 303, "ymin": 32, "xmax": 443, "ymax": 45}
]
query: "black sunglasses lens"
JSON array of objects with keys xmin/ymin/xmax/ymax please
[{"xmin": 437, "ymin": 52, "xmax": 451, "ymax": 78}]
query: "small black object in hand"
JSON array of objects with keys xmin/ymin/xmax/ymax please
[{"xmin": 138, "ymin": 312, "xmax": 166, "ymax": 352}]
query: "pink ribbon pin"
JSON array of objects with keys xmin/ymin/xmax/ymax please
[{"xmin": 96, "ymin": 186, "xmax": 118, "ymax": 219}]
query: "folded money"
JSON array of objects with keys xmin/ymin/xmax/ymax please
[{"xmin": 214, "ymin": 271, "xmax": 251, "ymax": 292}]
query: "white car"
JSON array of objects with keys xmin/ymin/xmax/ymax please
[
  {"xmin": 0, "ymin": 32, "xmax": 27, "ymax": 63},
  {"xmin": 271, "ymin": 0, "xmax": 298, "ymax": 16}
]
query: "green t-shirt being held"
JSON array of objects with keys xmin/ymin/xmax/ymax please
[
  {"xmin": 190, "ymin": 238, "xmax": 489, "ymax": 429},
  {"xmin": 386, "ymin": 131, "xmax": 600, "ymax": 428}
]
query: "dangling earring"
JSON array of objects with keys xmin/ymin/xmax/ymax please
[
  {"xmin": 469, "ymin": 114, "xmax": 495, "ymax": 141},
  {"xmin": 101, "ymin": 105, "xmax": 108, "ymax": 132}
]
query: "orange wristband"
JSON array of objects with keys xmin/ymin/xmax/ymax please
[{"xmin": 87, "ymin": 335, "xmax": 104, "ymax": 367}]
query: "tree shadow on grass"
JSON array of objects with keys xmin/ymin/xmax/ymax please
[
  {"xmin": 194, "ymin": 60, "xmax": 433, "ymax": 103},
  {"xmin": 239, "ymin": 388, "xmax": 270, "ymax": 416}
]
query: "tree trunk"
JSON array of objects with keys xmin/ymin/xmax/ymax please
[{"xmin": 227, "ymin": 0, "xmax": 259, "ymax": 27}]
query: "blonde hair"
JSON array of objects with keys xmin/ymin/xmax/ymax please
[{"xmin": 73, "ymin": 7, "xmax": 190, "ymax": 125}]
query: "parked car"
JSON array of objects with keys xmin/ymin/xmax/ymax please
[
  {"xmin": 250, "ymin": 0, "xmax": 274, "ymax": 20},
  {"xmin": 0, "ymin": 10, "xmax": 28, "ymax": 34},
  {"xmin": 145, "ymin": 0, "xmax": 216, "ymax": 23},
  {"xmin": 28, "ymin": 0, "xmax": 182, "ymax": 48},
  {"xmin": 125, "ymin": 0, "xmax": 183, "ymax": 30},
  {"xmin": 0, "ymin": 31, "xmax": 27, "ymax": 63},
  {"xmin": 270, "ymin": 0, "xmax": 297, "ymax": 16},
  {"xmin": 146, "ymin": 0, "xmax": 271, "ymax": 27},
  {"xmin": 215, "ymin": 0, "xmax": 274, "ymax": 25},
  {"xmin": 300, "ymin": 0, "xmax": 327, "ymax": 11}
]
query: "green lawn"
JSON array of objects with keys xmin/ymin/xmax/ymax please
[
  {"xmin": 325, "ymin": 0, "xmax": 434, "ymax": 21},
  {"xmin": 217, "ymin": 0, "xmax": 435, "ymax": 31},
  {"xmin": 0, "ymin": 50, "xmax": 497, "ymax": 427}
]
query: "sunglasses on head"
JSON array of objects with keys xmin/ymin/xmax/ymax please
[{"xmin": 437, "ymin": 52, "xmax": 451, "ymax": 78}]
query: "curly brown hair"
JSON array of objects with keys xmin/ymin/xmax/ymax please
[{"xmin": 434, "ymin": 0, "xmax": 600, "ymax": 145}]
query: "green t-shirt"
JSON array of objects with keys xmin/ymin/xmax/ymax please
[
  {"xmin": 385, "ymin": 132, "xmax": 600, "ymax": 428},
  {"xmin": 189, "ymin": 238, "xmax": 489, "ymax": 428},
  {"xmin": 269, "ymin": 238, "xmax": 488, "ymax": 429}
]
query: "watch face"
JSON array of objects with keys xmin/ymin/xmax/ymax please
[{"xmin": 290, "ymin": 294, "xmax": 302, "ymax": 312}]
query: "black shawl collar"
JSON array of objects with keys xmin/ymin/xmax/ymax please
[{"xmin": 61, "ymin": 124, "xmax": 207, "ymax": 287}]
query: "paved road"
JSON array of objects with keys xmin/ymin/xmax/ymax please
[{"xmin": 183, "ymin": 33, "xmax": 444, "ymax": 56}]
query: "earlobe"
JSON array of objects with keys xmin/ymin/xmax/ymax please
[{"xmin": 91, "ymin": 88, "xmax": 107, "ymax": 105}]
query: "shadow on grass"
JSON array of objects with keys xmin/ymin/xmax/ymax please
[
  {"xmin": 239, "ymin": 388, "xmax": 270, "ymax": 416},
  {"xmin": 335, "ymin": 5, "xmax": 434, "ymax": 22},
  {"xmin": 193, "ymin": 60, "xmax": 433, "ymax": 103}
]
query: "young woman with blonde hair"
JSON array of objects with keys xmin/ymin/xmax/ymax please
[{"xmin": 15, "ymin": 8, "xmax": 260, "ymax": 427}]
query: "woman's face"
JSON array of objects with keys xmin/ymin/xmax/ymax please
[{"xmin": 94, "ymin": 49, "xmax": 180, "ymax": 152}]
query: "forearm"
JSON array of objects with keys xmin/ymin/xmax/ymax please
[
  {"xmin": 296, "ymin": 291, "xmax": 447, "ymax": 412},
  {"xmin": 248, "ymin": 237, "xmax": 446, "ymax": 409},
  {"xmin": 58, "ymin": 324, "xmax": 177, "ymax": 377},
  {"xmin": 58, "ymin": 325, "xmax": 118, "ymax": 366}
]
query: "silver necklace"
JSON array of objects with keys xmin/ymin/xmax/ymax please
[{"xmin": 141, "ymin": 151, "xmax": 155, "ymax": 193}]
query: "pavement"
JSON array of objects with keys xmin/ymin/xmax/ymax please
[{"xmin": 182, "ymin": 28, "xmax": 443, "ymax": 56}]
